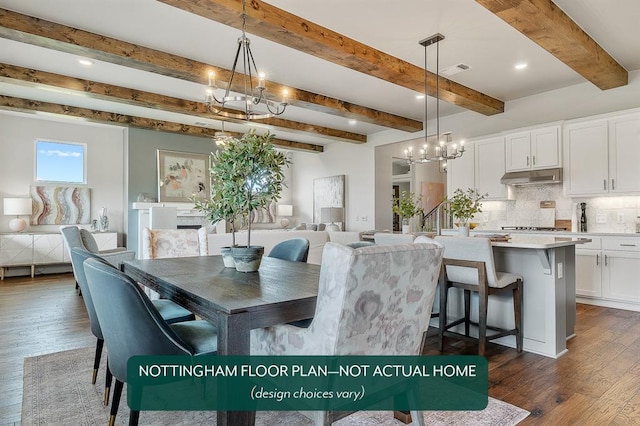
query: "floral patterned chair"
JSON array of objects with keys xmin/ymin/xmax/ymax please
[
  {"xmin": 141, "ymin": 227, "xmax": 209, "ymax": 259},
  {"xmin": 141, "ymin": 227, "xmax": 209, "ymax": 299},
  {"xmin": 251, "ymin": 241, "xmax": 444, "ymax": 425}
]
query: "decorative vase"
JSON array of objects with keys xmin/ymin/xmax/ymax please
[
  {"xmin": 98, "ymin": 207, "xmax": 109, "ymax": 232},
  {"xmin": 402, "ymin": 218, "xmax": 410, "ymax": 234},
  {"xmin": 220, "ymin": 247, "xmax": 236, "ymax": 268},
  {"xmin": 231, "ymin": 246, "xmax": 265, "ymax": 273},
  {"xmin": 99, "ymin": 215, "xmax": 109, "ymax": 232},
  {"xmin": 458, "ymin": 225, "xmax": 470, "ymax": 237}
]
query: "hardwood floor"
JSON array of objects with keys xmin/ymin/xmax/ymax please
[
  {"xmin": 421, "ymin": 303, "xmax": 640, "ymax": 425},
  {"xmin": 0, "ymin": 273, "xmax": 94, "ymax": 426},
  {"xmin": 2, "ymin": 273, "xmax": 640, "ymax": 425}
]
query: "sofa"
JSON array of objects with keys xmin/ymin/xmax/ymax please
[{"xmin": 207, "ymin": 230, "xmax": 362, "ymax": 265}]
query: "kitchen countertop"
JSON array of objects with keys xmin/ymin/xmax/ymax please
[
  {"xmin": 444, "ymin": 229, "xmax": 640, "ymax": 238},
  {"xmin": 490, "ymin": 235, "xmax": 591, "ymax": 249}
]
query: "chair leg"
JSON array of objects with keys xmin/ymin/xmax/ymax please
[
  {"xmin": 513, "ymin": 280, "xmax": 524, "ymax": 352},
  {"xmin": 410, "ymin": 410, "xmax": 425, "ymax": 426},
  {"xmin": 438, "ymin": 282, "xmax": 449, "ymax": 352},
  {"xmin": 109, "ymin": 379, "xmax": 124, "ymax": 426},
  {"xmin": 129, "ymin": 410, "xmax": 140, "ymax": 426},
  {"xmin": 478, "ymin": 290, "xmax": 488, "ymax": 356},
  {"xmin": 312, "ymin": 411, "xmax": 331, "ymax": 426},
  {"xmin": 92, "ymin": 338, "xmax": 104, "ymax": 384},
  {"xmin": 463, "ymin": 289, "xmax": 471, "ymax": 337},
  {"xmin": 104, "ymin": 358, "xmax": 113, "ymax": 406}
]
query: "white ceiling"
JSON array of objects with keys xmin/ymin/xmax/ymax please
[{"xmin": 0, "ymin": 0, "xmax": 639, "ymax": 146}]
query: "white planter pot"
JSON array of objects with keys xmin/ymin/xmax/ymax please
[{"xmin": 458, "ymin": 226, "xmax": 470, "ymax": 237}]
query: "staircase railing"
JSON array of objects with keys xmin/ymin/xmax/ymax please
[{"xmin": 421, "ymin": 201, "xmax": 453, "ymax": 235}]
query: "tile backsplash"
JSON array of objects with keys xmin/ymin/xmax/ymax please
[{"xmin": 475, "ymin": 185, "xmax": 640, "ymax": 233}]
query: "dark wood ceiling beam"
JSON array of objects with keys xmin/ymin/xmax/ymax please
[
  {"xmin": 158, "ymin": 0, "xmax": 505, "ymax": 116},
  {"xmin": 0, "ymin": 8, "xmax": 421, "ymax": 132},
  {"xmin": 0, "ymin": 95, "xmax": 324, "ymax": 152},
  {"xmin": 0, "ymin": 63, "xmax": 365, "ymax": 143},
  {"xmin": 476, "ymin": 0, "xmax": 627, "ymax": 90}
]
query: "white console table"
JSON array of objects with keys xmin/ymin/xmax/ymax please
[{"xmin": 0, "ymin": 231, "xmax": 117, "ymax": 280}]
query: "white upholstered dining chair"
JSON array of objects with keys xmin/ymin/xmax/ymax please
[
  {"xmin": 434, "ymin": 236, "xmax": 523, "ymax": 356},
  {"xmin": 251, "ymin": 241, "xmax": 444, "ymax": 425}
]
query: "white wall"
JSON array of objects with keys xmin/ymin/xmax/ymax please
[
  {"xmin": 0, "ymin": 111, "xmax": 127, "ymax": 237},
  {"xmin": 291, "ymin": 142, "xmax": 374, "ymax": 232}
]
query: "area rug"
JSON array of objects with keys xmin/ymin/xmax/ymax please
[{"xmin": 22, "ymin": 347, "xmax": 529, "ymax": 425}]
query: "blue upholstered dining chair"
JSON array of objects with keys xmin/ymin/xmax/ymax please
[
  {"xmin": 251, "ymin": 241, "xmax": 444, "ymax": 425},
  {"xmin": 70, "ymin": 248, "xmax": 195, "ymax": 405},
  {"xmin": 83, "ymin": 257, "xmax": 218, "ymax": 426},
  {"xmin": 267, "ymin": 237, "xmax": 310, "ymax": 262},
  {"xmin": 268, "ymin": 238, "xmax": 312, "ymax": 327}
]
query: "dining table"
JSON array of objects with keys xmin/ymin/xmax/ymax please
[{"xmin": 122, "ymin": 254, "xmax": 321, "ymax": 426}]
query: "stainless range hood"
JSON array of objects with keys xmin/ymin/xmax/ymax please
[{"xmin": 500, "ymin": 168, "xmax": 563, "ymax": 185}]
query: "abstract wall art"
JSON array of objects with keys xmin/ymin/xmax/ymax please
[
  {"xmin": 313, "ymin": 174, "xmax": 345, "ymax": 227},
  {"xmin": 30, "ymin": 186, "xmax": 91, "ymax": 225}
]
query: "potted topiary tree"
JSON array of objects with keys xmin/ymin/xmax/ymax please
[
  {"xmin": 392, "ymin": 191, "xmax": 424, "ymax": 234},
  {"xmin": 196, "ymin": 129, "xmax": 290, "ymax": 272},
  {"xmin": 444, "ymin": 188, "xmax": 487, "ymax": 236},
  {"xmin": 193, "ymin": 186, "xmax": 239, "ymax": 268}
]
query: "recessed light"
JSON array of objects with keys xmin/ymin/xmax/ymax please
[
  {"xmin": 416, "ymin": 94, "xmax": 425, "ymax": 100},
  {"xmin": 348, "ymin": 119, "xmax": 357, "ymax": 125},
  {"xmin": 514, "ymin": 63, "xmax": 528, "ymax": 70},
  {"xmin": 78, "ymin": 59, "xmax": 94, "ymax": 66}
]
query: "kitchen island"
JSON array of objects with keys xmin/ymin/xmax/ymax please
[{"xmin": 441, "ymin": 235, "xmax": 590, "ymax": 358}]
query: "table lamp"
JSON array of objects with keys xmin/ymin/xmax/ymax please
[
  {"xmin": 4, "ymin": 197, "xmax": 33, "ymax": 232},
  {"xmin": 277, "ymin": 204, "xmax": 293, "ymax": 228},
  {"xmin": 320, "ymin": 207, "xmax": 344, "ymax": 232}
]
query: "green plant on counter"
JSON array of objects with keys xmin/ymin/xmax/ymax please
[
  {"xmin": 392, "ymin": 191, "xmax": 424, "ymax": 220},
  {"xmin": 444, "ymin": 188, "xmax": 487, "ymax": 226}
]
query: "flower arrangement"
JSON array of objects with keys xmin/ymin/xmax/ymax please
[{"xmin": 444, "ymin": 188, "xmax": 487, "ymax": 227}]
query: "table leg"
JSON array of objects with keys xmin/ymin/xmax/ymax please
[{"xmin": 217, "ymin": 311, "xmax": 256, "ymax": 426}]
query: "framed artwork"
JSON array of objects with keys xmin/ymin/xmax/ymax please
[
  {"xmin": 157, "ymin": 150, "xmax": 210, "ymax": 202},
  {"xmin": 313, "ymin": 174, "xmax": 345, "ymax": 228},
  {"xmin": 30, "ymin": 186, "xmax": 91, "ymax": 225}
]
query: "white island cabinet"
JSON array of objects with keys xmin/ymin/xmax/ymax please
[{"xmin": 441, "ymin": 235, "xmax": 589, "ymax": 358}]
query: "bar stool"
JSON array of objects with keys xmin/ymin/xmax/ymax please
[{"xmin": 434, "ymin": 236, "xmax": 523, "ymax": 356}]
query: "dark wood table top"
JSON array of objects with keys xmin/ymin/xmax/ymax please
[{"xmin": 123, "ymin": 255, "xmax": 321, "ymax": 328}]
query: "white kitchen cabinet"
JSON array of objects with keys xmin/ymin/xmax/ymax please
[
  {"xmin": 446, "ymin": 140, "xmax": 475, "ymax": 197},
  {"xmin": 576, "ymin": 236, "xmax": 640, "ymax": 311},
  {"xmin": 576, "ymin": 250, "xmax": 602, "ymax": 298},
  {"xmin": 505, "ymin": 126, "xmax": 560, "ymax": 172},
  {"xmin": 475, "ymin": 136, "xmax": 510, "ymax": 200},
  {"xmin": 602, "ymin": 250, "xmax": 640, "ymax": 303},
  {"xmin": 565, "ymin": 113, "xmax": 640, "ymax": 196},
  {"xmin": 564, "ymin": 119, "xmax": 609, "ymax": 195},
  {"xmin": 608, "ymin": 114, "xmax": 640, "ymax": 194}
]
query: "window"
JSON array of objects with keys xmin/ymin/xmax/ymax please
[{"xmin": 35, "ymin": 140, "xmax": 86, "ymax": 184}]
